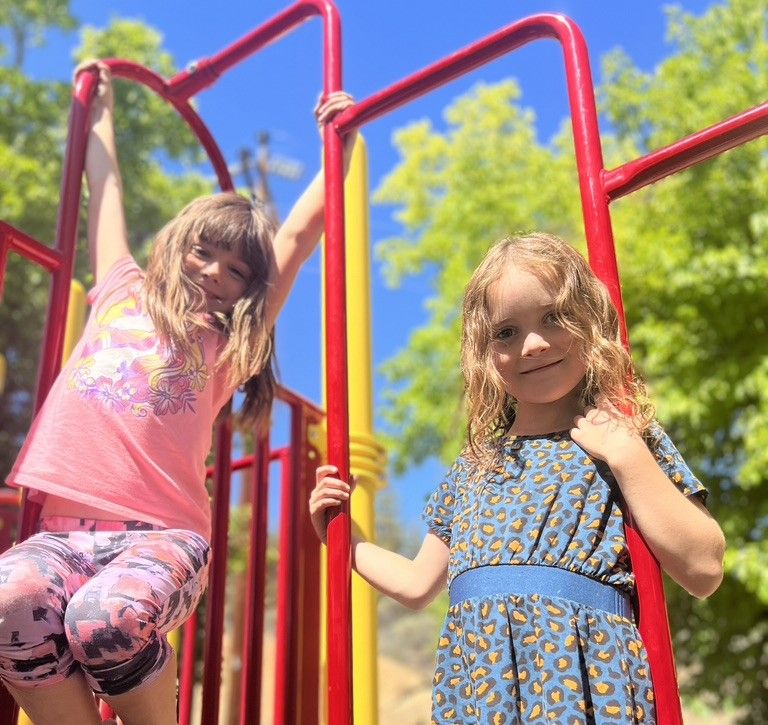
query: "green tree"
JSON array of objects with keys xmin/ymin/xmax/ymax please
[
  {"xmin": 0, "ymin": 6, "xmax": 211, "ymax": 483},
  {"xmin": 375, "ymin": 0, "xmax": 767, "ymax": 720}
]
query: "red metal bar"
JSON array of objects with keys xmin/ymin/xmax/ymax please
[
  {"xmin": 178, "ymin": 611, "xmax": 198, "ymax": 725},
  {"xmin": 330, "ymin": 13, "xmax": 690, "ymax": 722},
  {"xmin": 99, "ymin": 60, "xmax": 233, "ymax": 192},
  {"xmin": 239, "ymin": 436, "xmax": 272, "ymax": 725},
  {"xmin": 169, "ymin": 0, "xmax": 341, "ymax": 101},
  {"xmin": 332, "ymin": 13, "xmax": 627, "ymax": 327},
  {"xmin": 604, "ymin": 100, "xmax": 768, "ymax": 201},
  {"xmin": 273, "ymin": 445, "xmax": 295, "ymax": 725},
  {"xmin": 297, "ymin": 422, "xmax": 322, "ymax": 723},
  {"xmin": 16, "ymin": 68, "xmax": 100, "ymax": 546},
  {"xmin": 200, "ymin": 416, "xmax": 234, "ymax": 725},
  {"xmin": 99, "ymin": 701, "xmax": 116, "ymax": 721},
  {"xmin": 0, "ymin": 222, "xmax": 62, "ymax": 300}
]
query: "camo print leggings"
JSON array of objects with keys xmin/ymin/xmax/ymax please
[{"xmin": 0, "ymin": 517, "xmax": 209, "ymax": 696}]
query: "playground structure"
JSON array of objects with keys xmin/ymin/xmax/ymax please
[{"xmin": 0, "ymin": 1, "xmax": 766, "ymax": 723}]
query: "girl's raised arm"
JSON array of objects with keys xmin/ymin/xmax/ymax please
[
  {"xmin": 79, "ymin": 62, "xmax": 130, "ymax": 284},
  {"xmin": 310, "ymin": 465, "xmax": 449, "ymax": 610},
  {"xmin": 265, "ymin": 92, "xmax": 355, "ymax": 329}
]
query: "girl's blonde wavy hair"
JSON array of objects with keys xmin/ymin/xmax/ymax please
[
  {"xmin": 144, "ymin": 192, "xmax": 278, "ymax": 429},
  {"xmin": 461, "ymin": 232, "xmax": 654, "ymax": 461}
]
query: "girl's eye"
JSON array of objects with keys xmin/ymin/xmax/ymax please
[
  {"xmin": 192, "ymin": 245, "xmax": 209, "ymax": 258},
  {"xmin": 494, "ymin": 326, "xmax": 518, "ymax": 341},
  {"xmin": 543, "ymin": 311, "xmax": 560, "ymax": 326},
  {"xmin": 229, "ymin": 267, "xmax": 247, "ymax": 281}
]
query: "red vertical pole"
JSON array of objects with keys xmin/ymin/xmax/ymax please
[
  {"xmin": 556, "ymin": 19, "xmax": 683, "ymax": 724},
  {"xmin": 239, "ymin": 435, "xmax": 271, "ymax": 725},
  {"xmin": 321, "ymin": 75, "xmax": 353, "ymax": 725},
  {"xmin": 17, "ymin": 69, "xmax": 98, "ymax": 543},
  {"xmin": 0, "ymin": 67, "xmax": 100, "ymax": 725},
  {"xmin": 178, "ymin": 611, "xmax": 198, "ymax": 725},
  {"xmin": 297, "ymin": 421, "xmax": 322, "ymax": 723},
  {"xmin": 200, "ymin": 417, "xmax": 234, "ymax": 725},
  {"xmin": 273, "ymin": 442, "xmax": 296, "ymax": 725}
]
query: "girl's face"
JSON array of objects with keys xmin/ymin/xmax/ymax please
[
  {"xmin": 488, "ymin": 264, "xmax": 586, "ymax": 424},
  {"xmin": 183, "ymin": 238, "xmax": 253, "ymax": 314}
]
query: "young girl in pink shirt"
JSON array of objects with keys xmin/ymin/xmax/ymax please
[{"xmin": 0, "ymin": 63, "xmax": 353, "ymax": 725}]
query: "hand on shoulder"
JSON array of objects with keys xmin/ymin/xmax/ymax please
[{"xmin": 570, "ymin": 398, "xmax": 646, "ymax": 466}]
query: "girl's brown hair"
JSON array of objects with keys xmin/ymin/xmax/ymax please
[
  {"xmin": 144, "ymin": 192, "xmax": 278, "ymax": 428},
  {"xmin": 461, "ymin": 232, "xmax": 654, "ymax": 460}
]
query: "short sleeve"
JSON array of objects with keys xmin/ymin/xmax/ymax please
[
  {"xmin": 421, "ymin": 462, "xmax": 460, "ymax": 545},
  {"xmin": 647, "ymin": 424, "xmax": 708, "ymax": 504},
  {"xmin": 87, "ymin": 256, "xmax": 142, "ymax": 313}
]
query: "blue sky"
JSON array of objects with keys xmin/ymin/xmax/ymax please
[{"xmin": 26, "ymin": 0, "xmax": 717, "ymax": 528}]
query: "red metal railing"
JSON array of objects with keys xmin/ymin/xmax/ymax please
[
  {"xmin": 0, "ymin": 2, "xmax": 347, "ymax": 723},
  {"xmin": 331, "ymin": 12, "xmax": 767, "ymax": 724},
  {"xmin": 176, "ymin": 387, "xmax": 324, "ymax": 725}
]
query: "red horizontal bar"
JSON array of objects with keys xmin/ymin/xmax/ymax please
[
  {"xmin": 169, "ymin": 0, "xmax": 340, "ymax": 101},
  {"xmin": 0, "ymin": 222, "xmax": 61, "ymax": 271},
  {"xmin": 604, "ymin": 100, "xmax": 768, "ymax": 201},
  {"xmin": 0, "ymin": 222, "xmax": 62, "ymax": 301},
  {"xmin": 204, "ymin": 448, "xmax": 287, "ymax": 479},
  {"xmin": 275, "ymin": 384, "xmax": 325, "ymax": 420},
  {"xmin": 333, "ymin": 13, "xmax": 575, "ymax": 135}
]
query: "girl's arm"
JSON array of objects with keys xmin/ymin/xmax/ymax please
[
  {"xmin": 571, "ymin": 404, "xmax": 725, "ymax": 599},
  {"xmin": 79, "ymin": 62, "xmax": 130, "ymax": 284},
  {"xmin": 265, "ymin": 92, "xmax": 355, "ymax": 329},
  {"xmin": 310, "ymin": 465, "xmax": 449, "ymax": 610}
]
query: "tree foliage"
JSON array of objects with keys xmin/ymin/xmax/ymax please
[
  {"xmin": 375, "ymin": 0, "xmax": 767, "ymax": 718},
  {"xmin": 0, "ymin": 3, "xmax": 211, "ymax": 482}
]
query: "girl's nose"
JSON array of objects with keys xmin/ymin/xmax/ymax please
[
  {"xmin": 521, "ymin": 331, "xmax": 549, "ymax": 357},
  {"xmin": 202, "ymin": 260, "xmax": 220, "ymax": 280}
]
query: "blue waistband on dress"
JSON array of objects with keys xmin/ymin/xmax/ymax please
[{"xmin": 449, "ymin": 564, "xmax": 633, "ymax": 619}]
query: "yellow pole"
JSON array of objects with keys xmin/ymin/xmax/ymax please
[
  {"xmin": 61, "ymin": 280, "xmax": 86, "ymax": 363},
  {"xmin": 321, "ymin": 135, "xmax": 387, "ymax": 725},
  {"xmin": 16, "ymin": 281, "xmax": 85, "ymax": 725}
]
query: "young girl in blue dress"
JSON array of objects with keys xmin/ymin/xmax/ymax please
[{"xmin": 311, "ymin": 232, "xmax": 725, "ymax": 724}]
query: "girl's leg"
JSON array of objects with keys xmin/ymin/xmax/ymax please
[
  {"xmin": 63, "ymin": 529, "xmax": 209, "ymax": 725},
  {"xmin": 5, "ymin": 672, "xmax": 101, "ymax": 725},
  {"xmin": 0, "ymin": 533, "xmax": 100, "ymax": 724},
  {"xmin": 101, "ymin": 649, "xmax": 177, "ymax": 725}
]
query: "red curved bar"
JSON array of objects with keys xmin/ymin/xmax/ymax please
[
  {"xmin": 605, "ymin": 100, "xmax": 768, "ymax": 200},
  {"xmin": 332, "ymin": 13, "xmax": 626, "ymax": 330},
  {"xmin": 99, "ymin": 60, "xmax": 234, "ymax": 191},
  {"xmin": 331, "ymin": 13, "xmax": 682, "ymax": 723}
]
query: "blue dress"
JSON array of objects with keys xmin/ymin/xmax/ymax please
[{"xmin": 422, "ymin": 427, "xmax": 706, "ymax": 724}]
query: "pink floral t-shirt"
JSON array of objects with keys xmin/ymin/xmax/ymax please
[{"xmin": 7, "ymin": 257, "xmax": 236, "ymax": 541}]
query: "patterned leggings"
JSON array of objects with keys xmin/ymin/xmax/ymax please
[{"xmin": 0, "ymin": 517, "xmax": 209, "ymax": 697}]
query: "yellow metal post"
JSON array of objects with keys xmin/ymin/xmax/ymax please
[
  {"xmin": 61, "ymin": 280, "xmax": 86, "ymax": 363},
  {"xmin": 322, "ymin": 135, "xmax": 386, "ymax": 724}
]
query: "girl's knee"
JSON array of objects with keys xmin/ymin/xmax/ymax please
[
  {"xmin": 64, "ymin": 588, "xmax": 157, "ymax": 666},
  {"xmin": 0, "ymin": 561, "xmax": 61, "ymax": 619}
]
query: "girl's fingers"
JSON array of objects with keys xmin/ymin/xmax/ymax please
[{"xmin": 315, "ymin": 464, "xmax": 338, "ymax": 480}]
